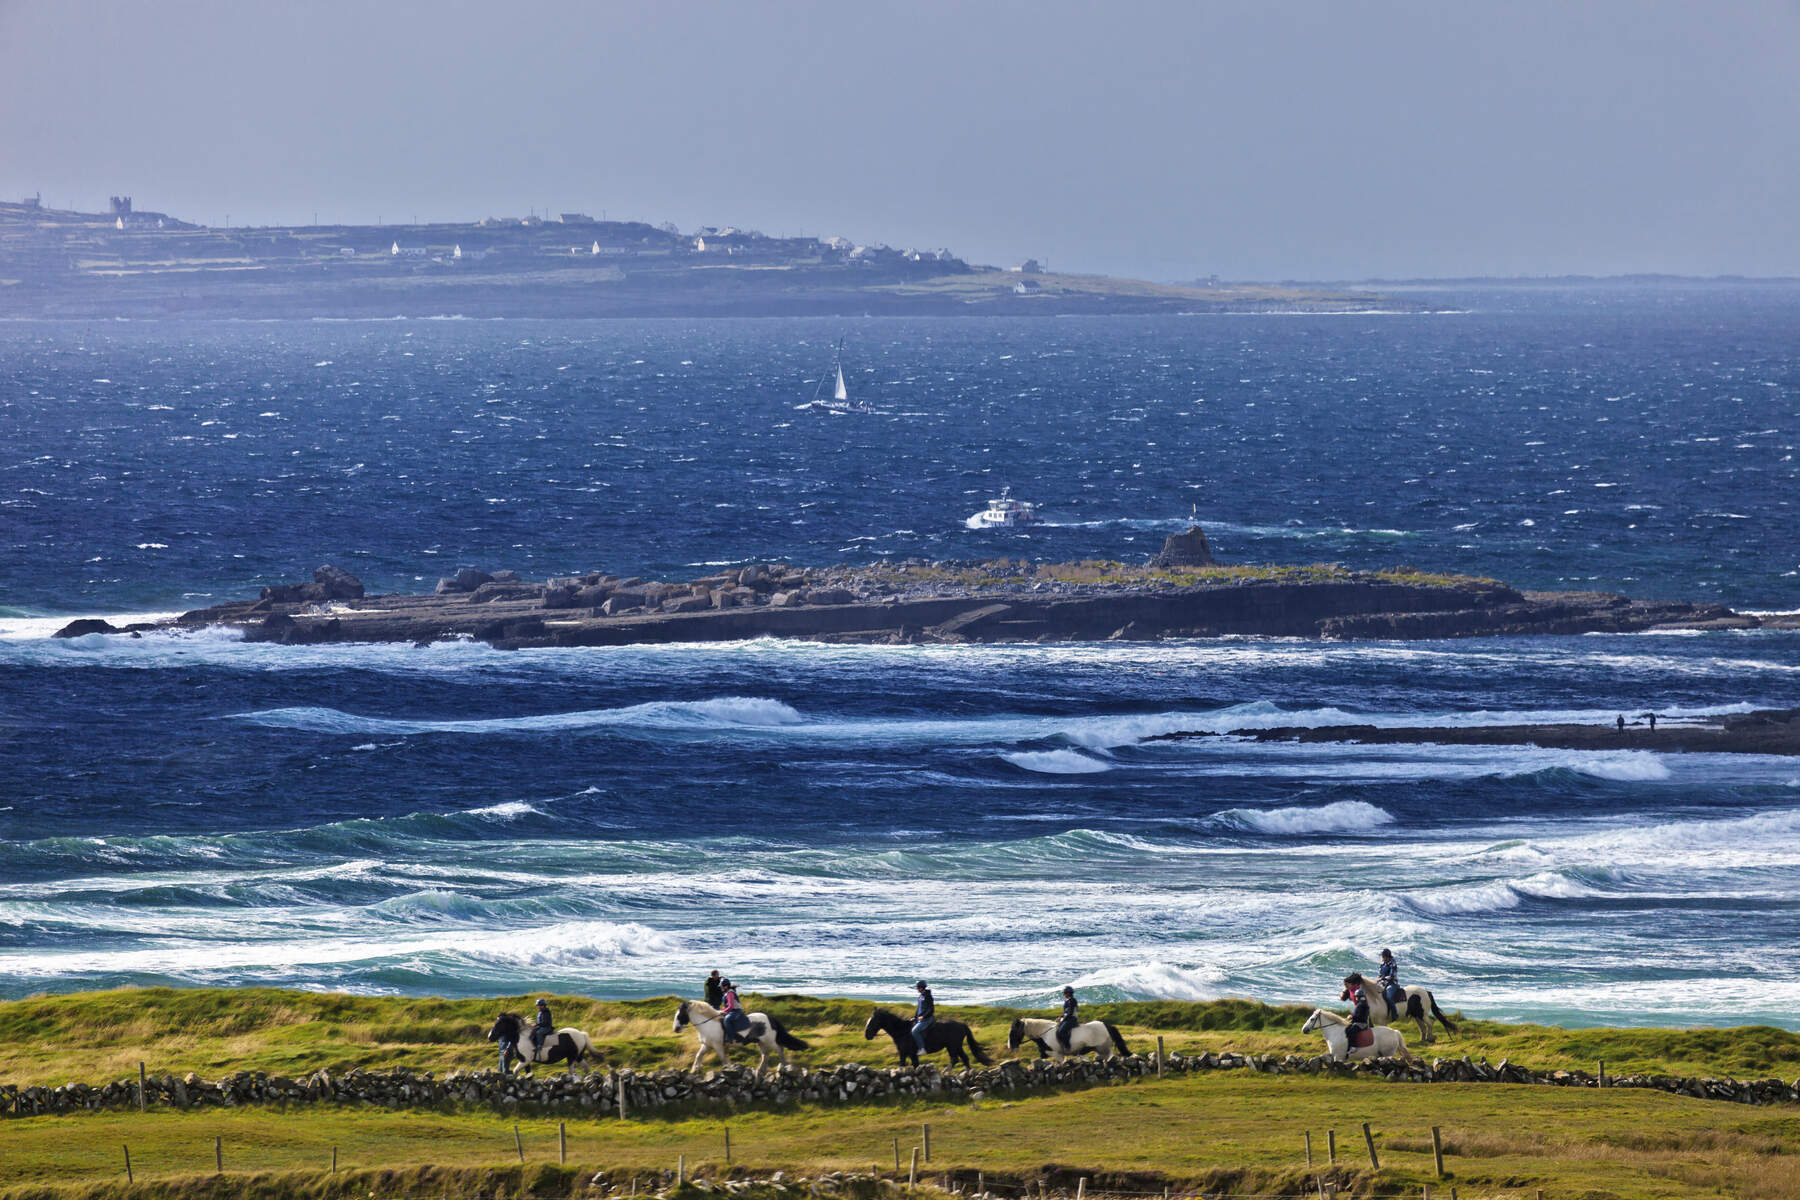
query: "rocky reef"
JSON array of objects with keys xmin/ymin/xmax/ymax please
[{"xmin": 58, "ymin": 533, "xmax": 1790, "ymax": 650}]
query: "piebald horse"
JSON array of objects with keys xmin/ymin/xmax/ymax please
[
  {"xmin": 673, "ymin": 999, "xmax": 808, "ymax": 1074},
  {"xmin": 1302, "ymin": 1007, "xmax": 1419, "ymax": 1063},
  {"xmin": 1007, "ymin": 1016, "xmax": 1130, "ymax": 1061},
  {"xmin": 1341, "ymin": 972, "xmax": 1457, "ymax": 1045},
  {"xmin": 485, "ymin": 1012, "xmax": 597, "ymax": 1075},
  {"xmin": 864, "ymin": 1007, "xmax": 993, "ymax": 1068}
]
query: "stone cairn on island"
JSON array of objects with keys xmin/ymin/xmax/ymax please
[
  {"xmin": 7, "ymin": 1050, "xmax": 1797, "ymax": 1118},
  {"xmin": 1149, "ymin": 526, "xmax": 1214, "ymax": 569}
]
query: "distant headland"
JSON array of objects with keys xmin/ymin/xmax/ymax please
[{"xmin": 0, "ymin": 196, "xmax": 1409, "ymax": 319}]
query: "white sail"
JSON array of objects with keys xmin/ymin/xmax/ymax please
[{"xmin": 834, "ymin": 363, "xmax": 848, "ymax": 403}]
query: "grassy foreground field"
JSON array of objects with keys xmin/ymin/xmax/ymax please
[{"xmin": 3, "ymin": 990, "xmax": 1799, "ymax": 1199}]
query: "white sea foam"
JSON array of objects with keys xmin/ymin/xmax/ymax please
[
  {"xmin": 0, "ymin": 611, "xmax": 184, "ymax": 641},
  {"xmin": 1001, "ymin": 749, "xmax": 1112, "ymax": 774},
  {"xmin": 230, "ymin": 696, "xmax": 807, "ymax": 736},
  {"xmin": 1215, "ymin": 801, "xmax": 1396, "ymax": 835},
  {"xmin": 466, "ymin": 801, "xmax": 543, "ymax": 821},
  {"xmin": 1069, "ymin": 960, "xmax": 1226, "ymax": 1001}
]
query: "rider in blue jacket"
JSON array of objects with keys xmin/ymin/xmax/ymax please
[
  {"xmin": 1377, "ymin": 949, "xmax": 1402, "ymax": 1013},
  {"xmin": 912, "ymin": 981, "xmax": 935, "ymax": 1055},
  {"xmin": 1055, "ymin": 986, "xmax": 1079, "ymax": 1051}
]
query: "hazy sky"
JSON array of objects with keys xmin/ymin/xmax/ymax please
[{"xmin": 4, "ymin": 0, "xmax": 1798, "ymax": 280}]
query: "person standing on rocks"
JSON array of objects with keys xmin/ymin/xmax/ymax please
[{"xmin": 705, "ymin": 970, "xmax": 724, "ymax": 1008}]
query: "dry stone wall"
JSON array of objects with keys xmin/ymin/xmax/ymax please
[{"xmin": 5, "ymin": 1050, "xmax": 1797, "ymax": 1118}]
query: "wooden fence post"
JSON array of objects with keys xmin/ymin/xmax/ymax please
[
  {"xmin": 1304, "ymin": 1131, "xmax": 1313, "ymax": 1167},
  {"xmin": 924, "ymin": 1123, "xmax": 932, "ymax": 1163},
  {"xmin": 894, "ymin": 1137, "xmax": 901, "ymax": 1171},
  {"xmin": 1076, "ymin": 1180, "xmax": 1086, "ymax": 1200},
  {"xmin": 123, "ymin": 1145, "xmax": 133, "ymax": 1183},
  {"xmin": 1430, "ymin": 1126, "xmax": 1444, "ymax": 1178},
  {"xmin": 978, "ymin": 1171, "xmax": 984, "ymax": 1194},
  {"xmin": 725, "ymin": 1125, "xmax": 732, "ymax": 1164},
  {"xmin": 138, "ymin": 1062, "xmax": 147, "ymax": 1113},
  {"xmin": 1156, "ymin": 1036, "xmax": 1165, "ymax": 1078},
  {"xmin": 332, "ymin": 1146, "xmax": 338, "ymax": 1173},
  {"xmin": 214, "ymin": 1136, "xmax": 222, "ymax": 1173},
  {"xmin": 514, "ymin": 1124, "xmax": 524, "ymax": 1163},
  {"xmin": 678, "ymin": 1155, "xmax": 686, "ymax": 1185},
  {"xmin": 1598, "ymin": 1059, "xmax": 1607, "ymax": 1088},
  {"xmin": 1362, "ymin": 1123, "xmax": 1379, "ymax": 1170},
  {"xmin": 1327, "ymin": 1130, "xmax": 1337, "ymax": 1164},
  {"xmin": 909, "ymin": 1147, "xmax": 918, "ymax": 1187},
  {"xmin": 559, "ymin": 1122, "xmax": 567, "ymax": 1165}
]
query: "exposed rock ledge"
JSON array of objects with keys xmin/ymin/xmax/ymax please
[
  {"xmin": 1147, "ymin": 707, "xmax": 1800, "ymax": 756},
  {"xmin": 56, "ymin": 555, "xmax": 1795, "ymax": 650}
]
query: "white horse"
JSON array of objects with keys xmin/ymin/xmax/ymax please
[
  {"xmin": 673, "ymin": 999, "xmax": 808, "ymax": 1074},
  {"xmin": 1302, "ymin": 1007, "xmax": 1419, "ymax": 1063},
  {"xmin": 1341, "ymin": 972, "xmax": 1457, "ymax": 1045},
  {"xmin": 1007, "ymin": 1016, "xmax": 1131, "ymax": 1061}
]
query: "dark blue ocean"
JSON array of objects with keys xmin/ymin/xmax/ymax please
[{"xmin": 3, "ymin": 285, "xmax": 1798, "ymax": 1028}]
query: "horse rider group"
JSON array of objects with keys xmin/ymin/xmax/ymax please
[
  {"xmin": 1344, "ymin": 948, "xmax": 1403, "ymax": 1047},
  {"xmin": 497, "ymin": 997, "xmax": 557, "ymax": 1074},
  {"xmin": 912, "ymin": 980, "xmax": 1081, "ymax": 1054}
]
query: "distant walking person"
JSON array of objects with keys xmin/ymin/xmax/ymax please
[
  {"xmin": 705, "ymin": 969, "xmax": 724, "ymax": 1008},
  {"xmin": 912, "ymin": 980, "xmax": 935, "ymax": 1056},
  {"xmin": 1616, "ymin": 714, "xmax": 1626, "ymax": 731},
  {"xmin": 1648, "ymin": 713, "xmax": 1657, "ymax": 730}
]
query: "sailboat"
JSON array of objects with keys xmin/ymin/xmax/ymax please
[{"xmin": 804, "ymin": 338, "xmax": 871, "ymax": 413}]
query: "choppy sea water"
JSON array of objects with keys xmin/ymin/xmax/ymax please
[{"xmin": 2, "ymin": 285, "xmax": 1797, "ymax": 1028}]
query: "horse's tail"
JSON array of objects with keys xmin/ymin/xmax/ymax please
[
  {"xmin": 965, "ymin": 1027, "xmax": 994, "ymax": 1066},
  {"xmin": 768, "ymin": 1013, "xmax": 809, "ymax": 1051},
  {"xmin": 1428, "ymin": 994, "xmax": 1457, "ymax": 1034},
  {"xmin": 1104, "ymin": 1021, "xmax": 1130, "ymax": 1056}
]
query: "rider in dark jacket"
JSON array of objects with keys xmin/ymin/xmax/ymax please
[
  {"xmin": 1376, "ymin": 949, "xmax": 1402, "ymax": 1013},
  {"xmin": 1345, "ymin": 983, "xmax": 1371, "ymax": 1046},
  {"xmin": 1055, "ymin": 986, "xmax": 1079, "ymax": 1051},
  {"xmin": 705, "ymin": 970, "xmax": 724, "ymax": 1009},
  {"xmin": 912, "ymin": 981, "xmax": 935, "ymax": 1055},
  {"xmin": 530, "ymin": 998, "xmax": 554, "ymax": 1060}
]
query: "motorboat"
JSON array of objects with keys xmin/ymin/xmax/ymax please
[{"xmin": 969, "ymin": 487, "xmax": 1040, "ymax": 528}]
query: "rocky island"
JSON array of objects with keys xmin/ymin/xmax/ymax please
[{"xmin": 60, "ymin": 528, "xmax": 1791, "ymax": 652}]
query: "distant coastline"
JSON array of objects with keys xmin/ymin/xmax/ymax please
[{"xmin": 0, "ymin": 199, "xmax": 1405, "ymax": 319}]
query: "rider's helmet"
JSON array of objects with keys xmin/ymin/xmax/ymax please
[
  {"xmin": 915, "ymin": 980, "xmax": 928, "ymax": 990},
  {"xmin": 1062, "ymin": 986, "xmax": 1074, "ymax": 996},
  {"xmin": 1379, "ymin": 948, "xmax": 1393, "ymax": 959},
  {"xmin": 536, "ymin": 998, "xmax": 549, "ymax": 1008}
]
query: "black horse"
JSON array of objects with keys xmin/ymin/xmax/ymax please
[
  {"xmin": 486, "ymin": 1011, "xmax": 597, "ymax": 1075},
  {"xmin": 864, "ymin": 1007, "xmax": 993, "ymax": 1068}
]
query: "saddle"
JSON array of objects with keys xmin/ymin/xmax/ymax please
[
  {"xmin": 724, "ymin": 1018, "xmax": 764, "ymax": 1045},
  {"xmin": 1348, "ymin": 1027, "xmax": 1376, "ymax": 1050}
]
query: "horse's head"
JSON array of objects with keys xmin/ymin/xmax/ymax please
[
  {"xmin": 673, "ymin": 1002, "xmax": 690, "ymax": 1032},
  {"xmin": 863, "ymin": 1009, "xmax": 883, "ymax": 1040},
  {"xmin": 487, "ymin": 1012, "xmax": 520, "ymax": 1043},
  {"xmin": 1006, "ymin": 1017, "xmax": 1025, "ymax": 1051},
  {"xmin": 1301, "ymin": 1009, "xmax": 1324, "ymax": 1034}
]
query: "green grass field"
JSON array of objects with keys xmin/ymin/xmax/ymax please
[{"xmin": 3, "ymin": 990, "xmax": 1798, "ymax": 1199}]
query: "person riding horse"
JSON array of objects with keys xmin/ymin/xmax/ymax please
[
  {"xmin": 1344, "ymin": 980, "xmax": 1371, "ymax": 1048},
  {"xmin": 533, "ymin": 998, "xmax": 554, "ymax": 1047},
  {"xmin": 1055, "ymin": 986, "xmax": 1079, "ymax": 1052},
  {"xmin": 1376, "ymin": 949, "xmax": 1403, "ymax": 1013},
  {"xmin": 912, "ymin": 981, "xmax": 935, "ymax": 1056},
  {"xmin": 719, "ymin": 978, "xmax": 751, "ymax": 1041},
  {"xmin": 705, "ymin": 970, "xmax": 724, "ymax": 1009}
]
